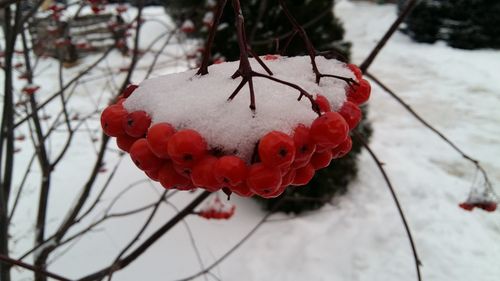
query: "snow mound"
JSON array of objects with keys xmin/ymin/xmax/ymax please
[{"xmin": 124, "ymin": 56, "xmax": 354, "ymax": 161}]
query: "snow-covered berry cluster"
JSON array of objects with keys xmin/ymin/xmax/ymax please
[
  {"xmin": 459, "ymin": 201, "xmax": 497, "ymax": 212},
  {"xmin": 198, "ymin": 197, "xmax": 236, "ymax": 220},
  {"xmin": 100, "ymin": 57, "xmax": 370, "ymax": 198}
]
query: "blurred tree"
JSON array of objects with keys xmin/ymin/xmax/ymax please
[{"xmin": 400, "ymin": 0, "xmax": 500, "ymax": 49}]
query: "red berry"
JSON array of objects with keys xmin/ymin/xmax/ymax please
[
  {"xmin": 310, "ymin": 112, "xmax": 349, "ymax": 149},
  {"xmin": 347, "ymin": 79, "xmax": 371, "ymax": 105},
  {"xmin": 315, "ymin": 94, "xmax": 331, "ymax": 113},
  {"xmin": 339, "ymin": 101, "xmax": 362, "ymax": 130},
  {"xmin": 191, "ymin": 156, "xmax": 220, "ymax": 192},
  {"xmin": 310, "ymin": 150, "xmax": 333, "ymax": 170},
  {"xmin": 173, "ymin": 164, "xmax": 191, "ymax": 179},
  {"xmin": 292, "ymin": 164, "xmax": 315, "ymax": 186},
  {"xmin": 281, "ymin": 169, "xmax": 296, "ymax": 188},
  {"xmin": 101, "ymin": 104, "xmax": 127, "ymax": 137},
  {"xmin": 158, "ymin": 162, "xmax": 191, "ymax": 189},
  {"xmin": 129, "ymin": 139, "xmax": 162, "ymax": 171},
  {"xmin": 246, "ymin": 163, "xmax": 282, "ymax": 197},
  {"xmin": 264, "ymin": 54, "xmax": 279, "ymax": 60},
  {"xmin": 347, "ymin": 63, "xmax": 362, "ymax": 80},
  {"xmin": 261, "ymin": 185, "xmax": 286, "ymax": 199},
  {"xmin": 478, "ymin": 202, "xmax": 497, "ymax": 212},
  {"xmin": 146, "ymin": 123, "xmax": 175, "ymax": 159},
  {"xmin": 213, "ymin": 156, "xmax": 247, "ymax": 186},
  {"xmin": 145, "ymin": 168, "xmax": 160, "ymax": 181},
  {"xmin": 122, "ymin": 84, "xmax": 138, "ymax": 98},
  {"xmin": 231, "ymin": 183, "xmax": 254, "ymax": 197},
  {"xmin": 116, "ymin": 134, "xmax": 138, "ymax": 152},
  {"xmin": 332, "ymin": 137, "xmax": 352, "ymax": 159},
  {"xmin": 167, "ymin": 129, "xmax": 208, "ymax": 167},
  {"xmin": 258, "ymin": 131, "xmax": 296, "ymax": 168},
  {"xmin": 459, "ymin": 202, "xmax": 474, "ymax": 211},
  {"xmin": 177, "ymin": 182, "xmax": 196, "ymax": 191},
  {"xmin": 123, "ymin": 111, "xmax": 151, "ymax": 138},
  {"xmin": 291, "ymin": 124, "xmax": 316, "ymax": 168}
]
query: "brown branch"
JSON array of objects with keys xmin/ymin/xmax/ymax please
[
  {"xmin": 277, "ymin": 0, "xmax": 353, "ymax": 86},
  {"xmin": 359, "ymin": 0, "xmax": 418, "ymax": 73},
  {"xmin": 175, "ymin": 193, "xmax": 287, "ymax": 281},
  {"xmin": 20, "ymin": 29, "xmax": 53, "ymax": 263},
  {"xmin": 78, "ymin": 191, "xmax": 212, "ymax": 281},
  {"xmin": 7, "ymin": 153, "xmax": 36, "ymax": 224},
  {"xmin": 106, "ymin": 190, "xmax": 168, "ymax": 281},
  {"xmin": 0, "ymin": 5, "xmax": 22, "ymax": 280},
  {"xmin": 366, "ymin": 73, "xmax": 493, "ymax": 190},
  {"xmin": 353, "ymin": 131, "xmax": 422, "ymax": 281},
  {"xmin": 31, "ymin": 6, "xmax": 146, "ymax": 274},
  {"xmin": 0, "ymin": 254, "xmax": 70, "ymax": 281},
  {"xmin": 252, "ymin": 71, "xmax": 320, "ymax": 115},
  {"xmin": 277, "ymin": 0, "xmax": 320, "ymax": 83},
  {"xmin": 197, "ymin": 0, "xmax": 228, "ymax": 75},
  {"xmin": 14, "ymin": 47, "xmax": 114, "ymax": 129}
]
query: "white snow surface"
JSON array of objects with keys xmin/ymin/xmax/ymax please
[
  {"xmin": 5, "ymin": 2, "xmax": 500, "ymax": 281},
  {"xmin": 124, "ymin": 56, "xmax": 352, "ymax": 161}
]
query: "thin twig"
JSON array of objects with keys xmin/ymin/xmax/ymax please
[
  {"xmin": 366, "ymin": 73, "xmax": 493, "ymax": 190},
  {"xmin": 353, "ymin": 131, "xmax": 422, "ymax": 281},
  {"xmin": 197, "ymin": 0, "xmax": 228, "ymax": 75},
  {"xmin": 78, "ymin": 191, "xmax": 212, "ymax": 281},
  {"xmin": 359, "ymin": 0, "xmax": 418, "ymax": 73},
  {"xmin": 175, "ymin": 194, "xmax": 287, "ymax": 281},
  {"xmin": 0, "ymin": 255, "xmax": 70, "ymax": 281}
]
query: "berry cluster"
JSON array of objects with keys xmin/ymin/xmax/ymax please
[
  {"xmin": 100, "ymin": 63, "xmax": 370, "ymax": 198},
  {"xmin": 459, "ymin": 201, "xmax": 497, "ymax": 212},
  {"xmin": 197, "ymin": 197, "xmax": 236, "ymax": 220}
]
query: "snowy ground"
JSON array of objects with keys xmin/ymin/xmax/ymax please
[{"xmin": 5, "ymin": 1, "xmax": 500, "ymax": 281}]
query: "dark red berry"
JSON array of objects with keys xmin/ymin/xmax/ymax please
[
  {"xmin": 281, "ymin": 169, "xmax": 296, "ymax": 188},
  {"xmin": 291, "ymin": 124, "xmax": 316, "ymax": 169},
  {"xmin": 310, "ymin": 150, "xmax": 333, "ymax": 170},
  {"xmin": 231, "ymin": 183, "xmax": 254, "ymax": 197},
  {"xmin": 347, "ymin": 79, "xmax": 371, "ymax": 105},
  {"xmin": 246, "ymin": 163, "xmax": 282, "ymax": 197},
  {"xmin": 347, "ymin": 63, "xmax": 362, "ymax": 80},
  {"xmin": 129, "ymin": 139, "xmax": 162, "ymax": 171},
  {"xmin": 123, "ymin": 111, "xmax": 151, "ymax": 138},
  {"xmin": 459, "ymin": 202, "xmax": 474, "ymax": 211},
  {"xmin": 145, "ymin": 168, "xmax": 160, "ymax": 181},
  {"xmin": 191, "ymin": 156, "xmax": 221, "ymax": 192},
  {"xmin": 339, "ymin": 101, "xmax": 362, "ymax": 130},
  {"xmin": 310, "ymin": 112, "xmax": 349, "ymax": 149},
  {"xmin": 315, "ymin": 94, "xmax": 331, "ymax": 113},
  {"xmin": 213, "ymin": 156, "xmax": 247, "ymax": 186},
  {"xmin": 158, "ymin": 162, "xmax": 191, "ymax": 189},
  {"xmin": 167, "ymin": 129, "xmax": 208, "ymax": 167},
  {"xmin": 331, "ymin": 137, "xmax": 352, "ymax": 159},
  {"xmin": 146, "ymin": 123, "xmax": 175, "ymax": 159},
  {"xmin": 292, "ymin": 164, "xmax": 315, "ymax": 186},
  {"xmin": 101, "ymin": 104, "xmax": 127, "ymax": 137},
  {"xmin": 258, "ymin": 131, "xmax": 296, "ymax": 168},
  {"xmin": 116, "ymin": 134, "xmax": 138, "ymax": 152}
]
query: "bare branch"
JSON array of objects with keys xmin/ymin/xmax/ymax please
[
  {"xmin": 353, "ymin": 131, "xmax": 422, "ymax": 281},
  {"xmin": 359, "ymin": 0, "xmax": 418, "ymax": 73},
  {"xmin": 0, "ymin": 254, "xmax": 70, "ymax": 281},
  {"xmin": 78, "ymin": 191, "xmax": 212, "ymax": 281},
  {"xmin": 366, "ymin": 73, "xmax": 493, "ymax": 190}
]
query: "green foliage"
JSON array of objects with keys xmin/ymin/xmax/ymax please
[
  {"xmin": 401, "ymin": 0, "xmax": 500, "ymax": 49},
  {"xmin": 167, "ymin": 0, "xmax": 371, "ymax": 213}
]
